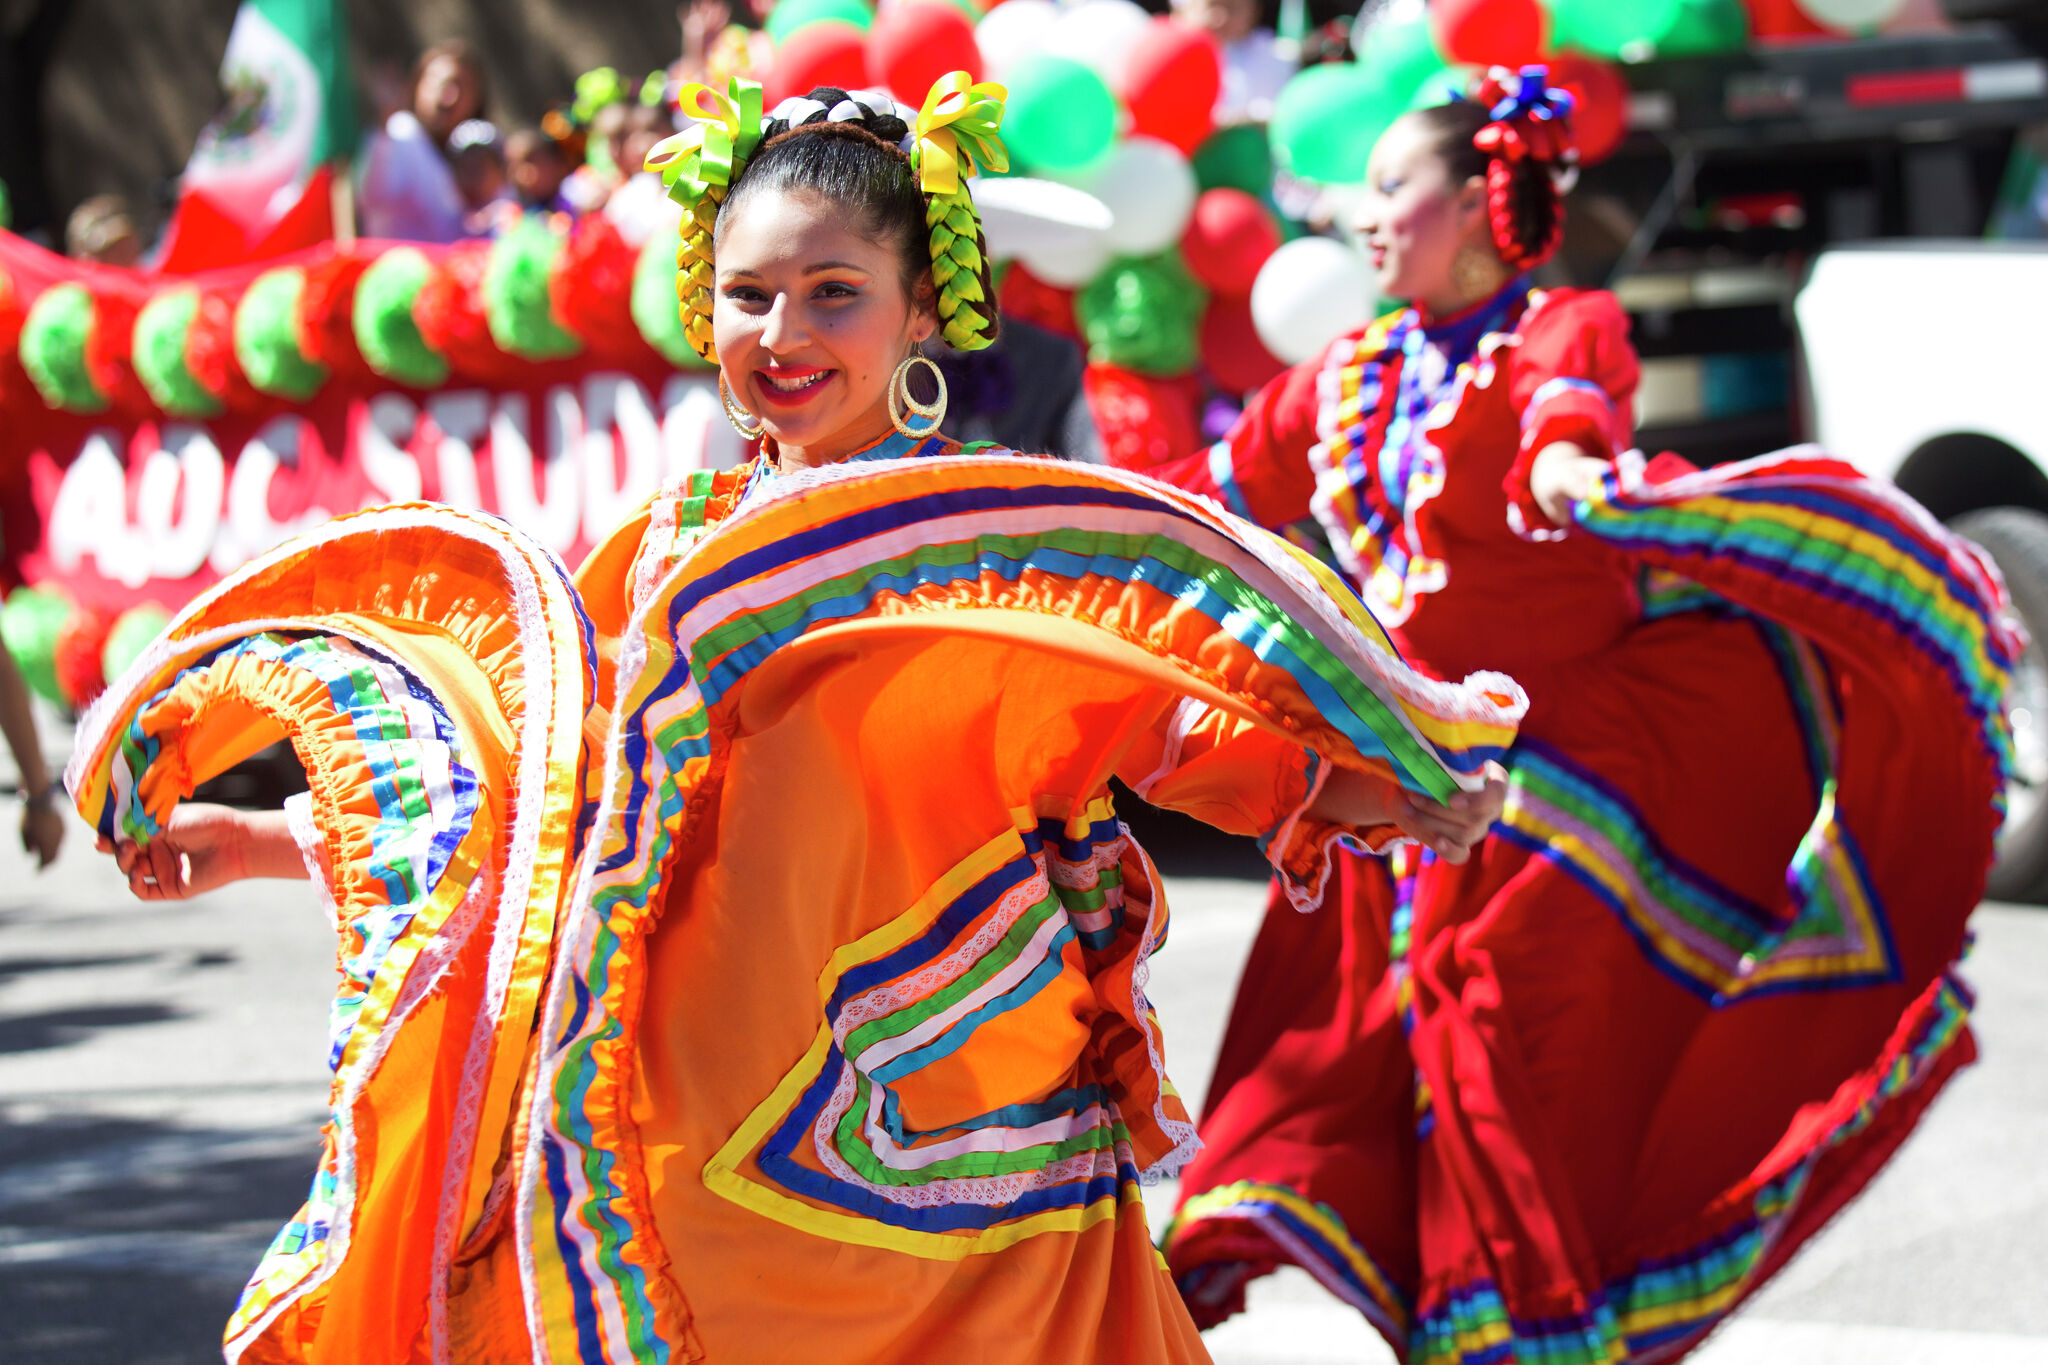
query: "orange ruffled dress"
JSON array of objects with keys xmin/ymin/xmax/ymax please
[{"xmin": 67, "ymin": 435, "xmax": 1525, "ymax": 1365}]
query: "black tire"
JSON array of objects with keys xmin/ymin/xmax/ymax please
[{"xmin": 1950, "ymin": 507, "xmax": 2048, "ymax": 904}]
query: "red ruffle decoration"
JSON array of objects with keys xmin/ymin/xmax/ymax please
[
  {"xmin": 297, "ymin": 248, "xmax": 376, "ymax": 381},
  {"xmin": 550, "ymin": 215, "xmax": 650, "ymax": 367},
  {"xmin": 413, "ymin": 240, "xmax": 526, "ymax": 387},
  {"xmin": 82, "ymin": 290, "xmax": 152, "ymax": 419},
  {"xmin": 0, "ymin": 265, "xmax": 27, "ymax": 410},
  {"xmin": 185, "ymin": 287, "xmax": 267, "ymax": 415}
]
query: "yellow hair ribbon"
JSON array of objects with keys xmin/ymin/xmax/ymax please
[
  {"xmin": 645, "ymin": 78, "xmax": 765, "ymax": 203},
  {"xmin": 912, "ymin": 71, "xmax": 1010, "ymax": 197}
]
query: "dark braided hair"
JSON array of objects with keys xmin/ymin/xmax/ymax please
[
  {"xmin": 1408, "ymin": 97, "xmax": 1569, "ymax": 273},
  {"xmin": 714, "ymin": 87, "xmax": 1001, "ymax": 345}
]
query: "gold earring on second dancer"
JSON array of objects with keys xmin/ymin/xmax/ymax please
[
  {"xmin": 1452, "ymin": 242, "xmax": 1509, "ymax": 305},
  {"xmin": 889, "ymin": 350, "xmax": 947, "ymax": 440},
  {"xmin": 720, "ymin": 373, "xmax": 764, "ymax": 438}
]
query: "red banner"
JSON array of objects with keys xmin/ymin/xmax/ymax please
[{"xmin": 0, "ymin": 234, "xmax": 746, "ymax": 611}]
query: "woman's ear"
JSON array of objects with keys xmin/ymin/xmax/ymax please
[
  {"xmin": 1458, "ymin": 173, "xmax": 1491, "ymax": 228},
  {"xmin": 909, "ymin": 275, "xmax": 940, "ymax": 345}
]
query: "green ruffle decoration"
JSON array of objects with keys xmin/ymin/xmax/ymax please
[
  {"xmin": 133, "ymin": 287, "xmax": 220, "ymax": 418},
  {"xmin": 235, "ymin": 267, "xmax": 329, "ymax": 400},
  {"xmin": 20, "ymin": 283, "xmax": 107, "ymax": 414},
  {"xmin": 353, "ymin": 248, "xmax": 448, "ymax": 387},
  {"xmin": 1076, "ymin": 252, "xmax": 1208, "ymax": 377},
  {"xmin": 0, "ymin": 585, "xmax": 72, "ymax": 706},
  {"xmin": 631, "ymin": 233, "xmax": 710, "ymax": 370},
  {"xmin": 484, "ymin": 221, "xmax": 583, "ymax": 361}
]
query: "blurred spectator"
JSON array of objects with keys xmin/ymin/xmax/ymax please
[
  {"xmin": 64, "ymin": 193, "xmax": 143, "ymax": 266},
  {"xmin": 0, "ymin": 633, "xmax": 61, "ymax": 868},
  {"xmin": 358, "ymin": 40, "xmax": 490, "ymax": 242},
  {"xmin": 448, "ymin": 119, "xmax": 518, "ymax": 236},
  {"xmin": 507, "ymin": 128, "xmax": 576, "ymax": 217},
  {"xmin": 604, "ymin": 103, "xmax": 682, "ymax": 247},
  {"xmin": 566, "ymin": 101, "xmax": 631, "ymax": 213},
  {"xmin": 1174, "ymin": 0, "xmax": 1296, "ymax": 125},
  {"xmin": 671, "ymin": 0, "xmax": 774, "ymax": 92}
]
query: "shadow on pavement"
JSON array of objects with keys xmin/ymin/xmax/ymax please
[
  {"xmin": 0, "ymin": 1003, "xmax": 186, "ymax": 1055},
  {"xmin": 0, "ymin": 1110, "xmax": 319, "ymax": 1365}
]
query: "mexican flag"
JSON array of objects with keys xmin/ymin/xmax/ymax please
[{"xmin": 157, "ymin": 0, "xmax": 356, "ymax": 274}]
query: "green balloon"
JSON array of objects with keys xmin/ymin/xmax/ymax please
[
  {"xmin": 101, "ymin": 602, "xmax": 171, "ymax": 685},
  {"xmin": 1193, "ymin": 124, "xmax": 1273, "ymax": 198},
  {"xmin": 1002, "ymin": 55, "xmax": 1118, "ymax": 174},
  {"xmin": 765, "ymin": 0, "xmax": 874, "ymax": 43},
  {"xmin": 1655, "ymin": 0, "xmax": 1749, "ymax": 55},
  {"xmin": 1354, "ymin": 7, "xmax": 1444, "ymax": 107},
  {"xmin": 1271, "ymin": 64, "xmax": 1404, "ymax": 185},
  {"xmin": 0, "ymin": 586, "xmax": 72, "ymax": 706},
  {"xmin": 1550, "ymin": 0, "xmax": 1687, "ymax": 59},
  {"xmin": 1075, "ymin": 252, "xmax": 1207, "ymax": 377},
  {"xmin": 632, "ymin": 234, "xmax": 712, "ymax": 370},
  {"xmin": 1406, "ymin": 62, "xmax": 1482, "ymax": 111}
]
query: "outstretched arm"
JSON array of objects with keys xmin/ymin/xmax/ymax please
[
  {"xmin": 98, "ymin": 802, "xmax": 309, "ymax": 902},
  {"xmin": 0, "ymin": 636, "xmax": 61, "ymax": 868},
  {"xmin": 1527, "ymin": 439, "xmax": 1613, "ymax": 530},
  {"xmin": 1308, "ymin": 760, "xmax": 1506, "ymax": 866}
]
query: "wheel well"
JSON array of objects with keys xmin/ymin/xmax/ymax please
[{"xmin": 1892, "ymin": 433, "xmax": 2048, "ymax": 522}]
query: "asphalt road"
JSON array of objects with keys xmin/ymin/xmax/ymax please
[{"xmin": 2, "ymin": 777, "xmax": 2044, "ymax": 1364}]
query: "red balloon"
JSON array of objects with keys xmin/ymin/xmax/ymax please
[
  {"xmin": 1747, "ymin": 0, "xmax": 1831, "ymax": 39},
  {"xmin": 1199, "ymin": 295, "xmax": 1284, "ymax": 396},
  {"xmin": 1178, "ymin": 188, "xmax": 1280, "ymax": 297},
  {"xmin": 866, "ymin": 0, "xmax": 982, "ymax": 104},
  {"xmin": 1431, "ymin": 0, "xmax": 1547, "ymax": 67},
  {"xmin": 1082, "ymin": 363, "xmax": 1201, "ymax": 472},
  {"xmin": 1118, "ymin": 18, "xmax": 1221, "ymax": 156},
  {"xmin": 1546, "ymin": 51, "xmax": 1627, "ymax": 165},
  {"xmin": 763, "ymin": 21, "xmax": 870, "ymax": 108}
]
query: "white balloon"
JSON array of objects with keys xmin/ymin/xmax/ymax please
[
  {"xmin": 1019, "ymin": 230, "xmax": 1116, "ymax": 288},
  {"xmin": 1250, "ymin": 236, "xmax": 1375, "ymax": 365},
  {"xmin": 976, "ymin": 0, "xmax": 1060, "ymax": 82},
  {"xmin": 1049, "ymin": 0, "xmax": 1153, "ymax": 90},
  {"xmin": 1070, "ymin": 136, "xmax": 1197, "ymax": 257},
  {"xmin": 1796, "ymin": 0, "xmax": 1907, "ymax": 30}
]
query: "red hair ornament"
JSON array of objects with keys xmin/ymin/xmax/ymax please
[{"xmin": 1467, "ymin": 65, "xmax": 1579, "ymax": 272}]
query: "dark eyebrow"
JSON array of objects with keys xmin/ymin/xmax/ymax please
[{"xmin": 808, "ymin": 261, "xmax": 870, "ymax": 275}]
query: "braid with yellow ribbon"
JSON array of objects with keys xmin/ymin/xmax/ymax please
[
  {"xmin": 645, "ymin": 79, "xmax": 765, "ymax": 366},
  {"xmin": 644, "ymin": 72, "xmax": 1008, "ymax": 363},
  {"xmin": 909, "ymin": 73, "xmax": 1008, "ymax": 352}
]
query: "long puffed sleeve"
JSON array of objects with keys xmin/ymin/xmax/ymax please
[
  {"xmin": 1502, "ymin": 289, "xmax": 1641, "ymax": 535},
  {"xmin": 1120, "ymin": 697, "xmax": 1402, "ymax": 911}
]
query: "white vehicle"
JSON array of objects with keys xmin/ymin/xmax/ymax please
[{"xmin": 1799, "ymin": 242, "xmax": 2048, "ymax": 898}]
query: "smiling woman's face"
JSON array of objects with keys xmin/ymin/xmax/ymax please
[{"xmin": 713, "ymin": 186, "xmax": 936, "ymax": 465}]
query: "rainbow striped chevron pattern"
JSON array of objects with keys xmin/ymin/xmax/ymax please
[
  {"xmin": 527, "ymin": 454, "xmax": 1528, "ymax": 1362},
  {"xmin": 65, "ymin": 504, "xmax": 594, "ymax": 1363}
]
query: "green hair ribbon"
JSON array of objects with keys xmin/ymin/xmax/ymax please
[
  {"xmin": 646, "ymin": 78, "xmax": 765, "ymax": 204},
  {"xmin": 912, "ymin": 72, "xmax": 1010, "ymax": 195}
]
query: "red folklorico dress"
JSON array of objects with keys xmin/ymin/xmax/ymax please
[{"xmin": 1143, "ymin": 277, "xmax": 2018, "ymax": 1363}]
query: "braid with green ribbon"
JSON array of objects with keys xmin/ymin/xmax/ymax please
[
  {"xmin": 645, "ymin": 79, "xmax": 766, "ymax": 365},
  {"xmin": 910, "ymin": 74, "xmax": 1008, "ymax": 352}
]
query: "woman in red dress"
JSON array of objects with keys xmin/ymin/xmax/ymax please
[{"xmin": 1145, "ymin": 68, "xmax": 2019, "ymax": 1363}]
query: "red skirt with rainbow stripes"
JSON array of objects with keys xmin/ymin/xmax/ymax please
[{"xmin": 1165, "ymin": 449, "xmax": 2016, "ymax": 1364}]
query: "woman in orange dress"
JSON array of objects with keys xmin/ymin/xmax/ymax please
[
  {"xmin": 1143, "ymin": 68, "xmax": 2016, "ymax": 1364},
  {"xmin": 75, "ymin": 78, "xmax": 1520, "ymax": 1364}
]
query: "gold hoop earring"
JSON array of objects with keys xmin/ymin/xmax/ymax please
[
  {"xmin": 720, "ymin": 373, "xmax": 764, "ymax": 439},
  {"xmin": 1452, "ymin": 243, "xmax": 1509, "ymax": 305},
  {"xmin": 888, "ymin": 352, "xmax": 947, "ymax": 440}
]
